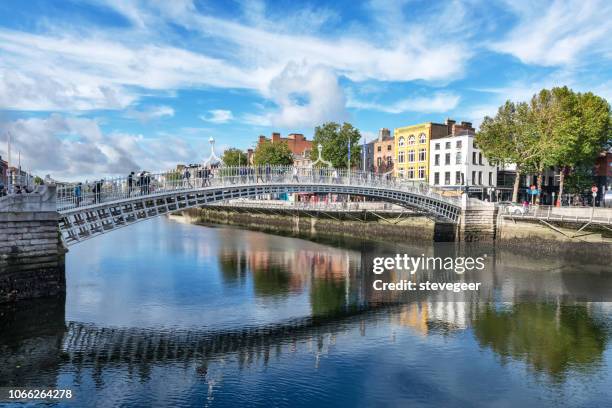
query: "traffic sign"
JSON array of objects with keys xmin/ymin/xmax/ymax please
[
  {"xmin": 592, "ymin": 186, "xmax": 598, "ymax": 193},
  {"xmin": 530, "ymin": 185, "xmax": 536, "ymax": 191}
]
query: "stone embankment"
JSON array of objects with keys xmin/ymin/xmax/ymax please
[{"xmin": 0, "ymin": 186, "xmax": 65, "ymax": 303}]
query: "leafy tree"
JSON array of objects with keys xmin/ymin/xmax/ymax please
[
  {"xmin": 564, "ymin": 164, "xmax": 594, "ymax": 196},
  {"xmin": 531, "ymin": 87, "xmax": 610, "ymax": 204},
  {"xmin": 476, "ymin": 101, "xmax": 539, "ymax": 202},
  {"xmin": 252, "ymin": 141, "xmax": 293, "ymax": 166},
  {"xmin": 222, "ymin": 148, "xmax": 247, "ymax": 166},
  {"xmin": 311, "ymin": 122, "xmax": 362, "ymax": 168},
  {"xmin": 33, "ymin": 176, "xmax": 44, "ymax": 185}
]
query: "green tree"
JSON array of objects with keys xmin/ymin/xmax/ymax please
[
  {"xmin": 476, "ymin": 101, "xmax": 539, "ymax": 202},
  {"xmin": 33, "ymin": 176, "xmax": 44, "ymax": 185},
  {"xmin": 311, "ymin": 122, "xmax": 362, "ymax": 168},
  {"xmin": 564, "ymin": 164, "xmax": 594, "ymax": 196},
  {"xmin": 222, "ymin": 148, "xmax": 247, "ymax": 166},
  {"xmin": 252, "ymin": 141, "xmax": 293, "ymax": 165}
]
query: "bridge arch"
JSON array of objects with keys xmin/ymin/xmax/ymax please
[{"xmin": 57, "ymin": 167, "xmax": 461, "ymax": 245}]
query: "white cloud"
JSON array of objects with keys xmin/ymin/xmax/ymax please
[
  {"xmin": 348, "ymin": 92, "xmax": 460, "ymax": 114},
  {"xmin": 200, "ymin": 109, "xmax": 234, "ymax": 124},
  {"xmin": 491, "ymin": 0, "xmax": 612, "ymax": 66},
  {"xmin": 126, "ymin": 105, "xmax": 175, "ymax": 122},
  {"xmin": 243, "ymin": 63, "xmax": 347, "ymax": 128},
  {"xmin": 0, "ymin": 114, "xmax": 195, "ymax": 180}
]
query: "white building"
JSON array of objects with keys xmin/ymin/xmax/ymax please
[{"xmin": 428, "ymin": 132, "xmax": 497, "ymax": 191}]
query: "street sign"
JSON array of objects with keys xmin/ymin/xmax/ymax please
[
  {"xmin": 592, "ymin": 186, "xmax": 598, "ymax": 193},
  {"xmin": 526, "ymin": 188, "xmax": 540, "ymax": 195},
  {"xmin": 530, "ymin": 185, "xmax": 536, "ymax": 191}
]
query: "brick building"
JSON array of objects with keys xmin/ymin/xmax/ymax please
[
  {"xmin": 373, "ymin": 128, "xmax": 394, "ymax": 173},
  {"xmin": 0, "ymin": 155, "xmax": 7, "ymax": 186},
  {"xmin": 257, "ymin": 132, "xmax": 312, "ymax": 157}
]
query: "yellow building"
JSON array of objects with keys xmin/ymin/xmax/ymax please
[{"xmin": 394, "ymin": 119, "xmax": 473, "ymax": 180}]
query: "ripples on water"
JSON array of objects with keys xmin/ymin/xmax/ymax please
[{"xmin": 1, "ymin": 216, "xmax": 612, "ymax": 407}]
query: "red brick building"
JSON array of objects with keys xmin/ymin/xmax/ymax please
[
  {"xmin": 257, "ymin": 132, "xmax": 312, "ymax": 157},
  {"xmin": 595, "ymin": 149, "xmax": 612, "ymax": 194}
]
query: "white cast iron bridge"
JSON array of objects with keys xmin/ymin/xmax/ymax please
[{"xmin": 56, "ymin": 166, "xmax": 461, "ymax": 246}]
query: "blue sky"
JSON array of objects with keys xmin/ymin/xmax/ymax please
[{"xmin": 0, "ymin": 0, "xmax": 611, "ymax": 180}]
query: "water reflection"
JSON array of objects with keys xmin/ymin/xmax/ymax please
[
  {"xmin": 1, "ymin": 218, "xmax": 611, "ymax": 406},
  {"xmin": 472, "ymin": 303, "xmax": 608, "ymax": 379}
]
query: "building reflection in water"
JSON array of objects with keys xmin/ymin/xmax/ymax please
[{"xmin": 1, "ymin": 225, "xmax": 611, "ymax": 403}]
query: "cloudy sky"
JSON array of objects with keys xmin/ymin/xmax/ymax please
[{"xmin": 0, "ymin": 0, "xmax": 611, "ymax": 180}]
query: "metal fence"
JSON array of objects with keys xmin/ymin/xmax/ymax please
[
  {"xmin": 500, "ymin": 204, "xmax": 612, "ymax": 225},
  {"xmin": 56, "ymin": 165, "xmax": 459, "ymax": 212}
]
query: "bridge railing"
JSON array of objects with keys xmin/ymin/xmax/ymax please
[{"xmin": 56, "ymin": 166, "xmax": 458, "ymax": 212}]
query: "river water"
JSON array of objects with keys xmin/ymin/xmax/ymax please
[{"xmin": 1, "ymin": 216, "xmax": 612, "ymax": 407}]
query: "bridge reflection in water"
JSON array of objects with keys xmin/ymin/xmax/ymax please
[{"xmin": 2, "ymin": 220, "xmax": 612, "ymax": 406}]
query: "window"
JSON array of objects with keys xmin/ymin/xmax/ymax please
[
  {"xmin": 478, "ymin": 171, "xmax": 482, "ymax": 185},
  {"xmin": 419, "ymin": 133, "xmax": 426, "ymax": 144},
  {"xmin": 418, "ymin": 166, "xmax": 425, "ymax": 179},
  {"xmin": 377, "ymin": 145, "xmax": 381, "ymax": 152},
  {"xmin": 455, "ymin": 152, "xmax": 462, "ymax": 164},
  {"xmin": 456, "ymin": 140, "xmax": 462, "ymax": 148},
  {"xmin": 398, "ymin": 151, "xmax": 405, "ymax": 163},
  {"xmin": 445, "ymin": 142, "xmax": 451, "ymax": 149},
  {"xmin": 434, "ymin": 154, "xmax": 440, "ymax": 166},
  {"xmin": 479, "ymin": 152, "xmax": 483, "ymax": 165},
  {"xmin": 387, "ymin": 144, "xmax": 392, "ymax": 151},
  {"xmin": 444, "ymin": 172, "xmax": 451, "ymax": 185},
  {"xmin": 408, "ymin": 135, "xmax": 416, "ymax": 145},
  {"xmin": 472, "ymin": 171, "xmax": 476, "ymax": 185},
  {"xmin": 407, "ymin": 167, "xmax": 415, "ymax": 178},
  {"xmin": 386, "ymin": 156, "xmax": 392, "ymax": 167},
  {"xmin": 434, "ymin": 172, "xmax": 440, "ymax": 185},
  {"xmin": 445, "ymin": 153, "xmax": 451, "ymax": 165},
  {"xmin": 398, "ymin": 137, "xmax": 405, "ymax": 147},
  {"xmin": 408, "ymin": 150, "xmax": 415, "ymax": 162},
  {"xmin": 418, "ymin": 148, "xmax": 426, "ymax": 161},
  {"xmin": 399, "ymin": 168, "xmax": 404, "ymax": 178},
  {"xmin": 455, "ymin": 171, "xmax": 461, "ymax": 185},
  {"xmin": 472, "ymin": 152, "xmax": 477, "ymax": 165},
  {"xmin": 488, "ymin": 172, "xmax": 492, "ymax": 186},
  {"xmin": 435, "ymin": 143, "xmax": 440, "ymax": 150},
  {"xmin": 377, "ymin": 157, "xmax": 382, "ymax": 167}
]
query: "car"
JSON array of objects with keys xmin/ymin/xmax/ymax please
[
  {"xmin": 604, "ymin": 190, "xmax": 612, "ymax": 208},
  {"xmin": 503, "ymin": 202, "xmax": 528, "ymax": 215}
]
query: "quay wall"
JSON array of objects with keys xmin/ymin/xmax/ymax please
[{"xmin": 0, "ymin": 187, "xmax": 66, "ymax": 303}]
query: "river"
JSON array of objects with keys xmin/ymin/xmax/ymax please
[{"xmin": 1, "ymin": 216, "xmax": 612, "ymax": 407}]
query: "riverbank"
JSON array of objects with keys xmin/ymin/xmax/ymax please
[{"xmin": 180, "ymin": 207, "xmax": 612, "ymax": 256}]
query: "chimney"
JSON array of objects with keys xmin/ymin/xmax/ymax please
[
  {"xmin": 461, "ymin": 121, "xmax": 473, "ymax": 129},
  {"xmin": 258, "ymin": 135, "xmax": 266, "ymax": 144},
  {"xmin": 272, "ymin": 132, "xmax": 281, "ymax": 143}
]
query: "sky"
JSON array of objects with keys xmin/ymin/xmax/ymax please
[{"xmin": 0, "ymin": 0, "xmax": 611, "ymax": 180}]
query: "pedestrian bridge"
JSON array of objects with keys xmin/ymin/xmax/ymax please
[{"xmin": 55, "ymin": 166, "xmax": 461, "ymax": 246}]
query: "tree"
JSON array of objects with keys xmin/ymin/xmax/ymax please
[
  {"xmin": 311, "ymin": 122, "xmax": 362, "ymax": 168},
  {"xmin": 222, "ymin": 148, "xmax": 247, "ymax": 166},
  {"xmin": 564, "ymin": 164, "xmax": 594, "ymax": 196},
  {"xmin": 252, "ymin": 141, "xmax": 293, "ymax": 166},
  {"xmin": 476, "ymin": 101, "xmax": 539, "ymax": 202},
  {"xmin": 33, "ymin": 176, "xmax": 44, "ymax": 185}
]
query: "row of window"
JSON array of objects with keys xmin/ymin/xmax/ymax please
[
  {"xmin": 376, "ymin": 156, "xmax": 393, "ymax": 167},
  {"xmin": 432, "ymin": 152, "xmax": 486, "ymax": 166},
  {"xmin": 376, "ymin": 144, "xmax": 392, "ymax": 152},
  {"xmin": 398, "ymin": 166, "xmax": 426, "ymax": 179},
  {"xmin": 398, "ymin": 133, "xmax": 427, "ymax": 147},
  {"xmin": 433, "ymin": 171, "xmax": 493, "ymax": 186},
  {"xmin": 434, "ymin": 140, "xmax": 464, "ymax": 150},
  {"xmin": 398, "ymin": 149, "xmax": 427, "ymax": 163}
]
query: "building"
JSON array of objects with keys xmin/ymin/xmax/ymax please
[
  {"xmin": 428, "ymin": 130, "xmax": 497, "ymax": 198},
  {"xmin": 595, "ymin": 149, "xmax": 612, "ymax": 200},
  {"xmin": 0, "ymin": 155, "xmax": 7, "ymax": 186},
  {"xmin": 394, "ymin": 119, "xmax": 474, "ymax": 181},
  {"xmin": 293, "ymin": 151, "xmax": 312, "ymax": 167},
  {"xmin": 362, "ymin": 140, "xmax": 375, "ymax": 172},
  {"xmin": 373, "ymin": 128, "xmax": 394, "ymax": 174},
  {"xmin": 257, "ymin": 132, "xmax": 312, "ymax": 157}
]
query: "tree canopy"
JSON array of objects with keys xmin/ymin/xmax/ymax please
[
  {"xmin": 311, "ymin": 122, "xmax": 362, "ymax": 168},
  {"xmin": 252, "ymin": 141, "xmax": 293, "ymax": 166},
  {"xmin": 222, "ymin": 148, "xmax": 247, "ymax": 166},
  {"xmin": 476, "ymin": 87, "xmax": 611, "ymax": 203}
]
